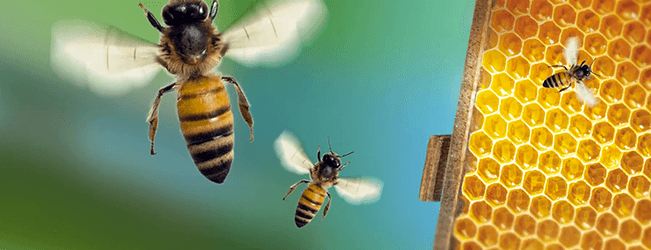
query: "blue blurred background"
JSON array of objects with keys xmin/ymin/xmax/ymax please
[{"xmin": 1, "ymin": 0, "xmax": 473, "ymax": 249}]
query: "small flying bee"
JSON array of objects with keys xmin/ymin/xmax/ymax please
[
  {"xmin": 51, "ymin": 0, "xmax": 327, "ymax": 184},
  {"xmin": 274, "ymin": 131, "xmax": 383, "ymax": 228},
  {"xmin": 543, "ymin": 36, "xmax": 601, "ymax": 107}
]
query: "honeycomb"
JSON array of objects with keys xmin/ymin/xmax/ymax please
[{"xmin": 456, "ymin": 0, "xmax": 651, "ymax": 249}]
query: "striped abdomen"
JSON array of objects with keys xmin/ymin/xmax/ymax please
[
  {"xmin": 543, "ymin": 71, "xmax": 573, "ymax": 89},
  {"xmin": 295, "ymin": 184, "xmax": 327, "ymax": 228},
  {"xmin": 177, "ymin": 75, "xmax": 234, "ymax": 184}
]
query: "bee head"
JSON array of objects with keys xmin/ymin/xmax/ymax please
[
  {"xmin": 162, "ymin": 1, "xmax": 209, "ymax": 26},
  {"xmin": 322, "ymin": 153, "xmax": 341, "ymax": 168}
]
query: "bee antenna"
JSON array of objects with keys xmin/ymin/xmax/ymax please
[
  {"xmin": 580, "ymin": 59, "xmax": 586, "ymax": 66},
  {"xmin": 340, "ymin": 151, "xmax": 354, "ymax": 158},
  {"xmin": 328, "ymin": 136, "xmax": 333, "ymax": 153}
]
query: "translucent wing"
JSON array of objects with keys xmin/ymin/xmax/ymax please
[
  {"xmin": 334, "ymin": 177, "xmax": 383, "ymax": 205},
  {"xmin": 564, "ymin": 36, "xmax": 580, "ymax": 65},
  {"xmin": 274, "ymin": 130, "xmax": 314, "ymax": 175},
  {"xmin": 51, "ymin": 20, "xmax": 162, "ymax": 96},
  {"xmin": 221, "ymin": 0, "xmax": 327, "ymax": 66},
  {"xmin": 575, "ymin": 80, "xmax": 599, "ymax": 107}
]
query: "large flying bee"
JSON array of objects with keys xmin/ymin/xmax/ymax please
[
  {"xmin": 543, "ymin": 36, "xmax": 600, "ymax": 107},
  {"xmin": 51, "ymin": 0, "xmax": 327, "ymax": 184},
  {"xmin": 274, "ymin": 131, "xmax": 383, "ymax": 228}
]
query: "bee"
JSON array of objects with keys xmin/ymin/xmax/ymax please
[
  {"xmin": 274, "ymin": 131, "xmax": 383, "ymax": 228},
  {"xmin": 543, "ymin": 36, "xmax": 601, "ymax": 107},
  {"xmin": 51, "ymin": 0, "xmax": 327, "ymax": 184}
]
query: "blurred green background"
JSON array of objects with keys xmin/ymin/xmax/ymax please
[{"xmin": 1, "ymin": 0, "xmax": 473, "ymax": 249}]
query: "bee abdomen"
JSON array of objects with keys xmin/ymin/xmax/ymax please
[
  {"xmin": 177, "ymin": 76, "xmax": 234, "ymax": 184},
  {"xmin": 295, "ymin": 184, "xmax": 326, "ymax": 228},
  {"xmin": 543, "ymin": 72, "xmax": 571, "ymax": 89}
]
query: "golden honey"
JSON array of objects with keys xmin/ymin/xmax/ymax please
[{"xmin": 456, "ymin": 0, "xmax": 651, "ymax": 248}]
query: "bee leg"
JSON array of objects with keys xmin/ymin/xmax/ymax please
[
  {"xmin": 147, "ymin": 82, "xmax": 177, "ymax": 155},
  {"xmin": 222, "ymin": 76, "xmax": 254, "ymax": 141},
  {"xmin": 320, "ymin": 192, "xmax": 332, "ymax": 222},
  {"xmin": 283, "ymin": 180, "xmax": 309, "ymax": 200},
  {"xmin": 548, "ymin": 65, "xmax": 569, "ymax": 71},
  {"xmin": 558, "ymin": 82, "xmax": 572, "ymax": 93},
  {"xmin": 138, "ymin": 3, "xmax": 164, "ymax": 32},
  {"xmin": 208, "ymin": 0, "xmax": 219, "ymax": 21}
]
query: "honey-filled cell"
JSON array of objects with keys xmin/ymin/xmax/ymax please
[
  {"xmin": 531, "ymin": 127, "xmax": 554, "ymax": 151},
  {"xmin": 463, "ymin": 175, "xmax": 486, "ymax": 200},
  {"xmin": 545, "ymin": 176, "xmax": 567, "ymax": 201},
  {"xmin": 477, "ymin": 225, "xmax": 499, "ymax": 247},
  {"xmin": 469, "ymin": 201, "xmax": 493, "ymax": 223},
  {"xmin": 551, "ymin": 200, "xmax": 574, "ymax": 224},
  {"xmin": 615, "ymin": 127, "xmax": 637, "ymax": 150},
  {"xmin": 575, "ymin": 206, "xmax": 597, "ymax": 230},
  {"xmin": 558, "ymin": 226, "xmax": 581, "ymax": 248},
  {"xmin": 476, "ymin": 90, "xmax": 500, "ymax": 115},
  {"xmin": 513, "ymin": 214, "xmax": 537, "ymax": 236},
  {"xmin": 482, "ymin": 50, "xmax": 507, "ymax": 73},
  {"xmin": 592, "ymin": 121, "xmax": 615, "ymax": 144},
  {"xmin": 590, "ymin": 187, "xmax": 613, "ymax": 212},
  {"xmin": 514, "ymin": 16, "xmax": 538, "ymax": 40},
  {"xmin": 599, "ymin": 80, "xmax": 624, "ymax": 104},
  {"xmin": 561, "ymin": 91, "xmax": 584, "ymax": 115},
  {"xmin": 500, "ymin": 97, "xmax": 523, "ymax": 121},
  {"xmin": 522, "ymin": 103, "xmax": 546, "ymax": 127},
  {"xmin": 615, "ymin": 0, "xmax": 640, "ymax": 21},
  {"xmin": 593, "ymin": 55, "xmax": 616, "ymax": 77},
  {"xmin": 506, "ymin": 0, "xmax": 529, "ymax": 15},
  {"xmin": 595, "ymin": 212, "xmax": 619, "ymax": 236},
  {"xmin": 485, "ymin": 183, "xmax": 508, "ymax": 206},
  {"xmin": 645, "ymin": 158, "xmax": 651, "ymax": 180},
  {"xmin": 577, "ymin": 139, "xmax": 600, "ymax": 163},
  {"xmin": 580, "ymin": 231, "xmax": 604, "ymax": 250},
  {"xmin": 615, "ymin": 62, "xmax": 639, "ymax": 85},
  {"xmin": 461, "ymin": 241, "xmax": 482, "ymax": 250},
  {"xmin": 469, "ymin": 131, "xmax": 493, "ymax": 157},
  {"xmin": 569, "ymin": 115, "xmax": 591, "ymax": 139},
  {"xmin": 634, "ymin": 199, "xmax": 651, "ymax": 224},
  {"xmin": 638, "ymin": 133, "xmax": 651, "ymax": 157},
  {"xmin": 603, "ymin": 238, "xmax": 626, "ymax": 250},
  {"xmin": 498, "ymin": 232, "xmax": 520, "ymax": 250},
  {"xmin": 537, "ymin": 88, "xmax": 561, "ymax": 110},
  {"xmin": 607, "ymin": 103, "xmax": 631, "ymax": 127},
  {"xmin": 539, "ymin": 21, "xmax": 562, "ymax": 45},
  {"xmin": 584, "ymin": 100, "xmax": 608, "ymax": 120},
  {"xmin": 567, "ymin": 181, "xmax": 591, "ymax": 206},
  {"xmin": 607, "ymin": 38, "xmax": 632, "ymax": 62},
  {"xmin": 623, "ymin": 21, "xmax": 645, "ymax": 44},
  {"xmin": 507, "ymin": 120, "xmax": 530, "ymax": 145},
  {"xmin": 491, "ymin": 10, "xmax": 515, "ymax": 32},
  {"xmin": 628, "ymin": 175, "xmax": 650, "ymax": 199},
  {"xmin": 605, "ymin": 168, "xmax": 628, "ymax": 193},
  {"xmin": 515, "ymin": 144, "xmax": 538, "ymax": 170},
  {"xmin": 553, "ymin": 132, "xmax": 578, "ymax": 156},
  {"xmin": 505, "ymin": 56, "xmax": 530, "ymax": 80},
  {"xmin": 536, "ymin": 219, "xmax": 560, "ymax": 242},
  {"xmin": 506, "ymin": 189, "xmax": 530, "ymax": 213},
  {"xmin": 619, "ymin": 219, "xmax": 642, "ymax": 243},
  {"xmin": 553, "ymin": 4, "xmax": 577, "ymax": 27},
  {"xmin": 585, "ymin": 163, "xmax": 607, "ymax": 186},
  {"xmin": 520, "ymin": 238, "xmax": 544, "ymax": 250},
  {"xmin": 644, "ymin": 227, "xmax": 651, "ymax": 248},
  {"xmin": 642, "ymin": 5, "xmax": 651, "ymax": 26},
  {"xmin": 487, "ymin": 28, "xmax": 499, "ymax": 51},
  {"xmin": 492, "ymin": 207, "xmax": 515, "ymax": 231},
  {"xmin": 529, "ymin": 63, "xmax": 553, "ymax": 86},
  {"xmin": 498, "ymin": 33, "xmax": 522, "ymax": 57},
  {"xmin": 530, "ymin": 195, "xmax": 552, "ymax": 219},
  {"xmin": 492, "ymin": 139, "xmax": 516, "ymax": 164},
  {"xmin": 478, "ymin": 67, "xmax": 492, "ymax": 90},
  {"xmin": 632, "ymin": 45, "xmax": 651, "ymax": 67},
  {"xmin": 522, "ymin": 39, "xmax": 545, "ymax": 63},
  {"xmin": 500, "ymin": 163, "xmax": 523, "ymax": 188},
  {"xmin": 559, "ymin": 28, "xmax": 584, "ymax": 50},
  {"xmin": 577, "ymin": 9, "xmax": 600, "ymax": 33},
  {"xmin": 545, "ymin": 108, "xmax": 569, "ymax": 133},
  {"xmin": 611, "ymin": 193, "xmax": 635, "ymax": 219},
  {"xmin": 477, "ymin": 157, "xmax": 500, "ymax": 183},
  {"xmin": 561, "ymin": 157, "xmax": 585, "ymax": 181},
  {"xmin": 592, "ymin": 0, "xmax": 616, "ymax": 15},
  {"xmin": 454, "ymin": 217, "xmax": 477, "ymax": 239},
  {"xmin": 523, "ymin": 170, "xmax": 546, "ymax": 196},
  {"xmin": 624, "ymin": 85, "xmax": 646, "ymax": 109},
  {"xmin": 544, "ymin": 44, "xmax": 565, "ymax": 66},
  {"xmin": 621, "ymin": 151, "xmax": 644, "ymax": 175},
  {"xmin": 514, "ymin": 79, "xmax": 538, "ymax": 103},
  {"xmin": 600, "ymin": 14, "xmax": 624, "ymax": 39},
  {"xmin": 531, "ymin": 0, "xmax": 553, "ymax": 21},
  {"xmin": 600, "ymin": 145, "xmax": 622, "ymax": 169},
  {"xmin": 584, "ymin": 33, "xmax": 608, "ymax": 56},
  {"xmin": 538, "ymin": 150, "xmax": 561, "ymax": 175},
  {"xmin": 484, "ymin": 114, "xmax": 508, "ymax": 140}
]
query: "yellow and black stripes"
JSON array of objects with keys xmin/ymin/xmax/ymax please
[
  {"xmin": 177, "ymin": 75, "xmax": 235, "ymax": 184},
  {"xmin": 543, "ymin": 71, "xmax": 572, "ymax": 89},
  {"xmin": 295, "ymin": 184, "xmax": 327, "ymax": 228}
]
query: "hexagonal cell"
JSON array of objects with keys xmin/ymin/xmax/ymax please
[
  {"xmin": 577, "ymin": 9, "xmax": 601, "ymax": 33},
  {"xmin": 641, "ymin": 68, "xmax": 651, "ymax": 90},
  {"xmin": 545, "ymin": 108, "xmax": 569, "ymax": 133},
  {"xmin": 500, "ymin": 164, "xmax": 523, "ymax": 190},
  {"xmin": 590, "ymin": 187, "xmax": 613, "ymax": 212},
  {"xmin": 538, "ymin": 150, "xmax": 561, "ymax": 175},
  {"xmin": 560, "ymin": 92, "xmax": 583, "ymax": 115},
  {"xmin": 598, "ymin": 80, "xmax": 624, "ymax": 104},
  {"xmin": 575, "ymin": 206, "xmax": 597, "ymax": 229},
  {"xmin": 631, "ymin": 110, "xmax": 651, "ymax": 133},
  {"xmin": 537, "ymin": 219, "xmax": 560, "ymax": 242},
  {"xmin": 592, "ymin": 0, "xmax": 615, "ymax": 15},
  {"xmin": 643, "ymin": 227, "xmax": 651, "ymax": 248},
  {"xmin": 545, "ymin": 177, "xmax": 567, "ymax": 201},
  {"xmin": 469, "ymin": 201, "xmax": 493, "ymax": 223},
  {"xmin": 454, "ymin": 217, "xmax": 477, "ymax": 239},
  {"xmin": 483, "ymin": 114, "xmax": 508, "ymax": 140},
  {"xmin": 491, "ymin": 10, "xmax": 515, "ymax": 32},
  {"xmin": 514, "ymin": 80, "xmax": 537, "ymax": 104},
  {"xmin": 506, "ymin": 0, "xmax": 529, "ymax": 15},
  {"xmin": 492, "ymin": 207, "xmax": 514, "ymax": 231},
  {"xmin": 623, "ymin": 21, "xmax": 645, "ymax": 44},
  {"xmin": 580, "ymin": 231, "xmax": 603, "ymax": 250},
  {"xmin": 469, "ymin": 131, "xmax": 493, "ymax": 157},
  {"xmin": 486, "ymin": 183, "xmax": 507, "ymax": 206},
  {"xmin": 537, "ymin": 88, "xmax": 561, "ymax": 110},
  {"xmin": 498, "ymin": 33, "xmax": 522, "ymax": 57},
  {"xmin": 616, "ymin": 0, "xmax": 640, "ymax": 20},
  {"xmin": 577, "ymin": 139, "xmax": 600, "ymax": 163},
  {"xmin": 513, "ymin": 16, "xmax": 537, "ymax": 41},
  {"xmin": 643, "ymin": 4, "xmax": 651, "ymax": 25},
  {"xmin": 498, "ymin": 232, "xmax": 520, "ymax": 250},
  {"xmin": 638, "ymin": 133, "xmax": 651, "ymax": 157},
  {"xmin": 552, "ymin": 200, "xmax": 575, "ymax": 225},
  {"xmin": 646, "ymin": 158, "xmax": 651, "ymax": 180},
  {"xmin": 558, "ymin": 226, "xmax": 581, "ymax": 248},
  {"xmin": 554, "ymin": 133, "xmax": 578, "ymax": 156},
  {"xmin": 604, "ymin": 238, "xmax": 626, "ymax": 250},
  {"xmin": 608, "ymin": 38, "xmax": 632, "ymax": 62},
  {"xmin": 477, "ymin": 225, "xmax": 499, "ymax": 247},
  {"xmin": 522, "ymin": 39, "xmax": 545, "ymax": 63},
  {"xmin": 592, "ymin": 122, "xmax": 614, "ymax": 144},
  {"xmin": 514, "ymin": 145, "xmax": 537, "ymax": 171},
  {"xmin": 611, "ymin": 193, "xmax": 635, "ymax": 219},
  {"xmin": 584, "ymin": 100, "xmax": 608, "ymax": 120},
  {"xmin": 463, "ymin": 175, "xmax": 486, "ymax": 200},
  {"xmin": 596, "ymin": 212, "xmax": 619, "ymax": 236},
  {"xmin": 568, "ymin": 0, "xmax": 590, "ymax": 9},
  {"xmin": 553, "ymin": 4, "xmax": 577, "ymax": 27},
  {"xmin": 538, "ymin": 21, "xmax": 562, "ymax": 45},
  {"xmin": 615, "ymin": 127, "xmax": 637, "ymax": 151},
  {"xmin": 461, "ymin": 241, "xmax": 482, "ymax": 250},
  {"xmin": 520, "ymin": 239, "xmax": 544, "ymax": 250},
  {"xmin": 593, "ymin": 55, "xmax": 616, "ymax": 77},
  {"xmin": 523, "ymin": 170, "xmax": 546, "ymax": 196},
  {"xmin": 506, "ymin": 120, "xmax": 529, "ymax": 145},
  {"xmin": 544, "ymin": 44, "xmax": 566, "ymax": 66},
  {"xmin": 507, "ymin": 188, "xmax": 530, "ymax": 213},
  {"xmin": 492, "ymin": 139, "xmax": 516, "ymax": 164},
  {"xmin": 605, "ymin": 168, "xmax": 628, "ymax": 193},
  {"xmin": 607, "ymin": 103, "xmax": 630, "ymax": 127},
  {"xmin": 487, "ymin": 28, "xmax": 499, "ymax": 51},
  {"xmin": 477, "ymin": 158, "xmax": 500, "ymax": 184},
  {"xmin": 530, "ymin": 195, "xmax": 552, "ymax": 219},
  {"xmin": 568, "ymin": 115, "xmax": 591, "ymax": 139},
  {"xmin": 529, "ymin": 63, "xmax": 554, "ymax": 86},
  {"xmin": 632, "ymin": 45, "xmax": 651, "ymax": 67},
  {"xmin": 600, "ymin": 14, "xmax": 623, "ymax": 39},
  {"xmin": 505, "ymin": 56, "xmax": 530, "ymax": 80},
  {"xmin": 476, "ymin": 91, "xmax": 499, "ymax": 116},
  {"xmin": 628, "ymin": 175, "xmax": 650, "ymax": 199},
  {"xmin": 492, "ymin": 73, "xmax": 516, "ymax": 98},
  {"xmin": 585, "ymin": 163, "xmax": 607, "ymax": 186},
  {"xmin": 561, "ymin": 158, "xmax": 584, "ymax": 181},
  {"xmin": 567, "ymin": 181, "xmax": 591, "ymax": 206},
  {"xmin": 616, "ymin": 62, "xmax": 639, "ymax": 85},
  {"xmin": 624, "ymin": 85, "xmax": 645, "ymax": 109},
  {"xmin": 584, "ymin": 33, "xmax": 607, "ymax": 56},
  {"xmin": 482, "ymin": 50, "xmax": 507, "ymax": 73},
  {"xmin": 514, "ymin": 214, "xmax": 536, "ymax": 236},
  {"xmin": 560, "ymin": 28, "xmax": 585, "ymax": 50},
  {"xmin": 530, "ymin": 127, "xmax": 554, "ymax": 151},
  {"xmin": 600, "ymin": 145, "xmax": 622, "ymax": 169},
  {"xmin": 478, "ymin": 68, "xmax": 492, "ymax": 90},
  {"xmin": 530, "ymin": 0, "xmax": 553, "ymax": 21},
  {"xmin": 521, "ymin": 104, "xmax": 545, "ymax": 128}
]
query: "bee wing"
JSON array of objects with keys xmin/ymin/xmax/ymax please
[
  {"xmin": 334, "ymin": 177, "xmax": 383, "ymax": 205},
  {"xmin": 274, "ymin": 130, "xmax": 314, "ymax": 175},
  {"xmin": 220, "ymin": 0, "xmax": 327, "ymax": 66},
  {"xmin": 575, "ymin": 80, "xmax": 599, "ymax": 107},
  {"xmin": 564, "ymin": 36, "xmax": 580, "ymax": 65},
  {"xmin": 51, "ymin": 20, "xmax": 162, "ymax": 96}
]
